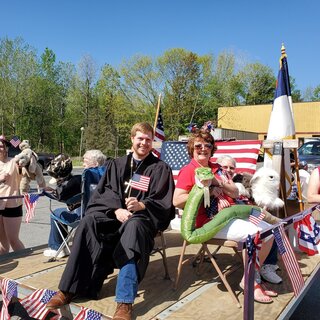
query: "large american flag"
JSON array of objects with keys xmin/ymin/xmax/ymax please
[
  {"xmin": 20, "ymin": 288, "xmax": 57, "ymax": 320},
  {"xmin": 153, "ymin": 107, "xmax": 165, "ymax": 158},
  {"xmin": 160, "ymin": 140, "xmax": 261, "ymax": 183},
  {"xmin": 74, "ymin": 306, "xmax": 102, "ymax": 320},
  {"xmin": 24, "ymin": 193, "xmax": 40, "ymax": 223},
  {"xmin": 211, "ymin": 140, "xmax": 261, "ymax": 175},
  {"xmin": 0, "ymin": 278, "xmax": 18, "ymax": 320},
  {"xmin": 274, "ymin": 224, "xmax": 304, "ymax": 296}
]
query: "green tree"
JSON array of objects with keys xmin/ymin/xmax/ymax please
[{"xmin": 238, "ymin": 63, "xmax": 275, "ymax": 105}]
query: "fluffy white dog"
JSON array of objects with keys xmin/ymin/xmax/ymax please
[{"xmin": 250, "ymin": 167, "xmax": 284, "ymax": 210}]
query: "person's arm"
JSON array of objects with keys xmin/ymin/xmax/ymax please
[
  {"xmin": 307, "ymin": 168, "xmax": 320, "ymax": 203},
  {"xmin": 173, "ymin": 187, "xmax": 190, "ymax": 209},
  {"xmin": 210, "ymin": 174, "xmax": 239, "ymax": 199}
]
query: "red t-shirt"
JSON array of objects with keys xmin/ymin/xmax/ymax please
[{"xmin": 176, "ymin": 158, "xmax": 235, "ymax": 228}]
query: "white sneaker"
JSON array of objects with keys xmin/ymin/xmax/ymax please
[
  {"xmin": 260, "ymin": 264, "xmax": 282, "ymax": 284},
  {"xmin": 43, "ymin": 248, "xmax": 69, "ymax": 258}
]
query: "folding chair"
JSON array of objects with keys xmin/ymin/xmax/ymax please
[
  {"xmin": 174, "ymin": 237, "xmax": 243, "ymax": 308},
  {"xmin": 160, "ymin": 140, "xmax": 262, "ymax": 308},
  {"xmin": 151, "ymin": 231, "xmax": 170, "ymax": 280},
  {"xmin": 46, "ymin": 166, "xmax": 105, "ymax": 262}
]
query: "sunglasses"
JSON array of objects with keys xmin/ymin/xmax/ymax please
[
  {"xmin": 194, "ymin": 143, "xmax": 213, "ymax": 150},
  {"xmin": 222, "ymin": 165, "xmax": 235, "ymax": 170}
]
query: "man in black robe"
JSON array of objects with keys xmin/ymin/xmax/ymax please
[{"xmin": 46, "ymin": 122, "xmax": 175, "ymax": 320}]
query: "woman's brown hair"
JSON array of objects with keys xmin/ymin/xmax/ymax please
[{"xmin": 187, "ymin": 129, "xmax": 217, "ymax": 158}]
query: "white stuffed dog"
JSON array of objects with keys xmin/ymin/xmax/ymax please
[
  {"xmin": 250, "ymin": 167, "xmax": 284, "ymax": 210},
  {"xmin": 15, "ymin": 140, "xmax": 46, "ymax": 192}
]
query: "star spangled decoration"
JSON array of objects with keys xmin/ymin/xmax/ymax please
[
  {"xmin": 74, "ymin": 306, "xmax": 102, "ymax": 320},
  {"xmin": 0, "ymin": 278, "xmax": 18, "ymax": 320},
  {"xmin": 160, "ymin": 141, "xmax": 190, "ymax": 170}
]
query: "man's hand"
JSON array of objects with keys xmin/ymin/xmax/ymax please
[
  {"xmin": 125, "ymin": 197, "xmax": 145, "ymax": 212},
  {"xmin": 115, "ymin": 208, "xmax": 133, "ymax": 223}
]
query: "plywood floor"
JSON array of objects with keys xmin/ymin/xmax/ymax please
[{"xmin": 1, "ymin": 230, "xmax": 320, "ymax": 320}]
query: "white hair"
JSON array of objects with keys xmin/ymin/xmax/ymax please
[
  {"xmin": 83, "ymin": 150, "xmax": 107, "ymax": 166},
  {"xmin": 216, "ymin": 155, "xmax": 236, "ymax": 167}
]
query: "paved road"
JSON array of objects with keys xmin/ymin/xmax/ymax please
[{"xmin": 19, "ymin": 168, "xmax": 83, "ymax": 250}]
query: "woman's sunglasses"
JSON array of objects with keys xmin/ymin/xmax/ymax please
[{"xmin": 194, "ymin": 143, "xmax": 213, "ymax": 150}]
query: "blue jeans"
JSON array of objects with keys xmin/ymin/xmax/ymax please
[
  {"xmin": 264, "ymin": 240, "xmax": 278, "ymax": 265},
  {"xmin": 115, "ymin": 259, "xmax": 138, "ymax": 304},
  {"xmin": 48, "ymin": 207, "xmax": 81, "ymax": 250}
]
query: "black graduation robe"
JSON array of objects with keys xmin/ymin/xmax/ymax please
[{"xmin": 58, "ymin": 152, "xmax": 175, "ymax": 297}]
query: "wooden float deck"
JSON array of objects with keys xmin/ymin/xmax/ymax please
[{"xmin": 1, "ymin": 229, "xmax": 320, "ymax": 319}]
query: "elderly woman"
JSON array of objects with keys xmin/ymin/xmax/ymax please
[
  {"xmin": 0, "ymin": 135, "xmax": 25, "ymax": 254},
  {"xmin": 173, "ymin": 129, "xmax": 276, "ymax": 304},
  {"xmin": 43, "ymin": 150, "xmax": 107, "ymax": 258}
]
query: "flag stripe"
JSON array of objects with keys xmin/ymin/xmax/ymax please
[
  {"xmin": 153, "ymin": 107, "xmax": 165, "ymax": 158},
  {"xmin": 274, "ymin": 224, "xmax": 304, "ymax": 296},
  {"xmin": 161, "ymin": 140, "xmax": 261, "ymax": 182},
  {"xmin": 264, "ymin": 50, "xmax": 295, "ymax": 196}
]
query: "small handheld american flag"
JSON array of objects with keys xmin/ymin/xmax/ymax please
[
  {"xmin": 130, "ymin": 173, "xmax": 150, "ymax": 192},
  {"xmin": 249, "ymin": 208, "xmax": 265, "ymax": 226},
  {"xmin": 24, "ymin": 193, "xmax": 40, "ymax": 223}
]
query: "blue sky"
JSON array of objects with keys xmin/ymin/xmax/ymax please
[{"xmin": 1, "ymin": 1, "xmax": 319, "ymax": 93}]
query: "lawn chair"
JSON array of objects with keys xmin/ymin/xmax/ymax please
[
  {"xmin": 46, "ymin": 166, "xmax": 105, "ymax": 262},
  {"xmin": 160, "ymin": 140, "xmax": 262, "ymax": 308}
]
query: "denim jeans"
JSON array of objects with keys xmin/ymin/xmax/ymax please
[
  {"xmin": 48, "ymin": 207, "xmax": 81, "ymax": 250},
  {"xmin": 264, "ymin": 240, "xmax": 278, "ymax": 265},
  {"xmin": 115, "ymin": 259, "xmax": 138, "ymax": 304}
]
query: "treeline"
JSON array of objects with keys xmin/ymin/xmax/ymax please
[{"xmin": 1, "ymin": 37, "xmax": 319, "ymax": 157}]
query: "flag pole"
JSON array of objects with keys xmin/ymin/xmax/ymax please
[{"xmin": 153, "ymin": 94, "xmax": 162, "ymax": 131}]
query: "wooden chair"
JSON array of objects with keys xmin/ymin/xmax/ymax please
[{"xmin": 174, "ymin": 237, "xmax": 244, "ymax": 308}]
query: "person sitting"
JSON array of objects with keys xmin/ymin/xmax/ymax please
[
  {"xmin": 43, "ymin": 150, "xmax": 107, "ymax": 258},
  {"xmin": 173, "ymin": 128, "xmax": 277, "ymax": 304},
  {"xmin": 45, "ymin": 122, "xmax": 175, "ymax": 320}
]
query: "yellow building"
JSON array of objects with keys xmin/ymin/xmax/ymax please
[{"xmin": 218, "ymin": 101, "xmax": 320, "ymax": 142}]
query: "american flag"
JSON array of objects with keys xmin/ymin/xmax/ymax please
[
  {"xmin": 294, "ymin": 213, "xmax": 320, "ymax": 256},
  {"xmin": 130, "ymin": 173, "xmax": 150, "ymax": 192},
  {"xmin": 20, "ymin": 288, "xmax": 57, "ymax": 320},
  {"xmin": 9, "ymin": 136, "xmax": 21, "ymax": 148},
  {"xmin": 74, "ymin": 307, "xmax": 102, "ymax": 320},
  {"xmin": 211, "ymin": 140, "xmax": 261, "ymax": 175},
  {"xmin": 153, "ymin": 107, "xmax": 165, "ymax": 158},
  {"xmin": 160, "ymin": 142, "xmax": 190, "ymax": 183},
  {"xmin": 274, "ymin": 224, "xmax": 304, "ymax": 296},
  {"xmin": 160, "ymin": 140, "xmax": 261, "ymax": 184},
  {"xmin": 249, "ymin": 207, "xmax": 266, "ymax": 226},
  {"xmin": 24, "ymin": 193, "xmax": 40, "ymax": 223},
  {"xmin": 0, "ymin": 278, "xmax": 18, "ymax": 320}
]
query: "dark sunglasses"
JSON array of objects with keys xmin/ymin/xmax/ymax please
[{"xmin": 194, "ymin": 143, "xmax": 213, "ymax": 150}]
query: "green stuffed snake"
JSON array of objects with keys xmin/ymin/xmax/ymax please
[{"xmin": 181, "ymin": 167, "xmax": 257, "ymax": 244}]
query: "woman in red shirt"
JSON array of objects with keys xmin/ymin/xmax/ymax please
[{"xmin": 173, "ymin": 129, "xmax": 276, "ymax": 304}]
